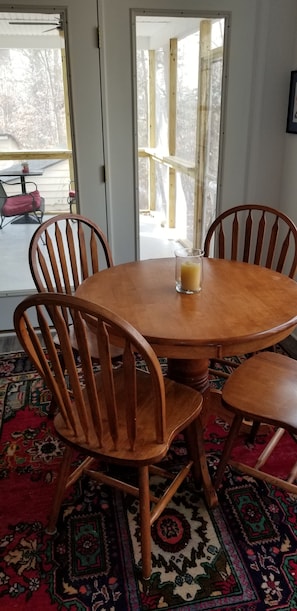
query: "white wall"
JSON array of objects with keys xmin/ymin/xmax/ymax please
[
  {"xmin": 244, "ymin": 1, "xmax": 297, "ymax": 211},
  {"xmin": 281, "ymin": 11, "xmax": 297, "ymax": 225}
]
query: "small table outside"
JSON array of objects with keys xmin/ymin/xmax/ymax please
[{"xmin": 0, "ymin": 170, "xmax": 43, "ymax": 194}]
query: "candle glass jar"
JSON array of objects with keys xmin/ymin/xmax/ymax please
[{"xmin": 175, "ymin": 248, "xmax": 204, "ymax": 294}]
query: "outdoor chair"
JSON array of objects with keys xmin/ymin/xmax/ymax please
[
  {"xmin": 13, "ymin": 292, "xmax": 215, "ymax": 579},
  {"xmin": 68, "ymin": 181, "xmax": 76, "ymax": 214},
  {"xmin": 214, "ymin": 350, "xmax": 297, "ymax": 495},
  {"xmin": 0, "ymin": 179, "xmax": 44, "ymax": 228}
]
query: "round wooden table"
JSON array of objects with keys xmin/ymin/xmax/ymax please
[
  {"xmin": 75, "ymin": 257, "xmax": 297, "ymax": 509},
  {"xmin": 76, "ymin": 257, "xmax": 297, "ymax": 393}
]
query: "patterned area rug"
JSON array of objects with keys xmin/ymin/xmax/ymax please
[{"xmin": 0, "ymin": 351, "xmax": 297, "ymax": 610}]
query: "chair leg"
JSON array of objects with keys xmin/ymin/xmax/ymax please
[
  {"xmin": 288, "ymin": 460, "xmax": 297, "ymax": 483},
  {"xmin": 214, "ymin": 414, "xmax": 243, "ymax": 489},
  {"xmin": 184, "ymin": 417, "xmax": 218, "ymax": 508},
  {"xmin": 246, "ymin": 420, "xmax": 261, "ymax": 444},
  {"xmin": 255, "ymin": 427, "xmax": 285, "ymax": 469},
  {"xmin": 138, "ymin": 465, "xmax": 152, "ymax": 580},
  {"xmin": 45, "ymin": 445, "xmax": 73, "ymax": 535}
]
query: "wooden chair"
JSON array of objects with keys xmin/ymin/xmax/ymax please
[
  {"xmin": 28, "ymin": 213, "xmax": 122, "ymax": 360},
  {"xmin": 214, "ymin": 351, "xmax": 297, "ymax": 495},
  {"xmin": 0, "ymin": 179, "xmax": 44, "ymax": 228},
  {"xmin": 203, "ymin": 205, "xmax": 297, "ymax": 375},
  {"xmin": 29, "ymin": 213, "xmax": 114, "ymax": 293},
  {"xmin": 204, "ymin": 204, "xmax": 297, "ymax": 278},
  {"xmin": 13, "ymin": 292, "xmax": 217, "ymax": 579},
  {"xmin": 204, "ymin": 204, "xmax": 297, "ymax": 451}
]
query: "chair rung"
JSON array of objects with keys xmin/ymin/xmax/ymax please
[
  {"xmin": 255, "ymin": 428, "xmax": 285, "ymax": 469},
  {"xmin": 66, "ymin": 456, "xmax": 96, "ymax": 488},
  {"xmin": 149, "ymin": 465, "xmax": 176, "ymax": 479},
  {"xmin": 229, "ymin": 460, "xmax": 297, "ymax": 495},
  {"xmin": 210, "ymin": 358, "xmax": 240, "ymax": 368},
  {"xmin": 150, "ymin": 461, "xmax": 193, "ymax": 525},
  {"xmin": 84, "ymin": 468, "xmax": 160, "ymax": 503},
  {"xmin": 208, "ymin": 368, "xmax": 230, "ymax": 379},
  {"xmin": 288, "ymin": 461, "xmax": 297, "ymax": 483}
]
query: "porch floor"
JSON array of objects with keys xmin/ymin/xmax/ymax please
[{"xmin": 0, "ymin": 212, "xmax": 180, "ymax": 296}]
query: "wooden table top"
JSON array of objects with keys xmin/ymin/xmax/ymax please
[{"xmin": 76, "ymin": 257, "xmax": 297, "ymax": 359}]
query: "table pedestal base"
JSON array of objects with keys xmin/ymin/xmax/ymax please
[
  {"xmin": 167, "ymin": 357, "xmax": 219, "ymax": 507},
  {"xmin": 167, "ymin": 358, "xmax": 210, "ymax": 393}
]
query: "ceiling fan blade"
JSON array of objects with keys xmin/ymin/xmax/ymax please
[
  {"xmin": 9, "ymin": 21, "xmax": 60, "ymax": 26},
  {"xmin": 43, "ymin": 25, "xmax": 62, "ymax": 33}
]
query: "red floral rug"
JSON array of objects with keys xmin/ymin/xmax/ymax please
[{"xmin": 0, "ymin": 351, "xmax": 296, "ymax": 610}]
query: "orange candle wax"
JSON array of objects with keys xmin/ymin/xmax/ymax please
[{"xmin": 180, "ymin": 261, "xmax": 201, "ymax": 291}]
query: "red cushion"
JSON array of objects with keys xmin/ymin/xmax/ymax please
[{"xmin": 2, "ymin": 190, "xmax": 41, "ymax": 216}]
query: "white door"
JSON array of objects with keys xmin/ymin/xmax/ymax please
[
  {"xmin": 98, "ymin": 0, "xmax": 228, "ymax": 265},
  {"xmin": 0, "ymin": 0, "xmax": 106, "ymax": 331}
]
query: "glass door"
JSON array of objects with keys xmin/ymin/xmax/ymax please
[
  {"xmin": 0, "ymin": 9, "xmax": 74, "ymax": 295},
  {"xmin": 134, "ymin": 14, "xmax": 227, "ymax": 259}
]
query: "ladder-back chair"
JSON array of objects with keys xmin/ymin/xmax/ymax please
[{"xmin": 13, "ymin": 292, "xmax": 216, "ymax": 579}]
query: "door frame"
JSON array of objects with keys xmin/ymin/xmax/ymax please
[{"xmin": 0, "ymin": 0, "xmax": 106, "ymax": 331}]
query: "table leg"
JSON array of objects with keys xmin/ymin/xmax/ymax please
[
  {"xmin": 167, "ymin": 358, "xmax": 210, "ymax": 392},
  {"xmin": 20, "ymin": 176, "xmax": 26, "ymax": 194}
]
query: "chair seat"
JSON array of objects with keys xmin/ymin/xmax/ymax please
[
  {"xmin": 222, "ymin": 351, "xmax": 297, "ymax": 432},
  {"xmin": 54, "ymin": 369, "xmax": 202, "ymax": 463},
  {"xmin": 214, "ymin": 350, "xmax": 297, "ymax": 495},
  {"xmin": 2, "ymin": 190, "xmax": 42, "ymax": 216}
]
